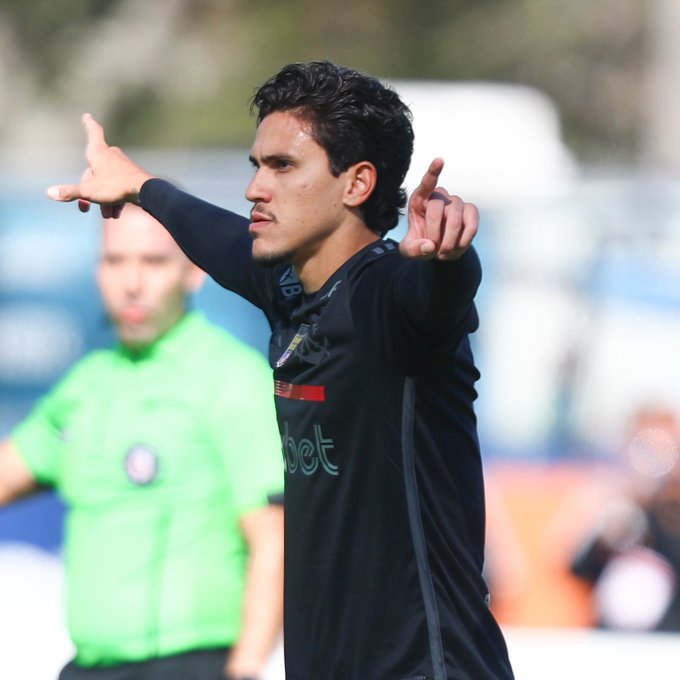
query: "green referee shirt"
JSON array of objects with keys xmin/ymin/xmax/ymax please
[{"xmin": 12, "ymin": 311, "xmax": 283, "ymax": 666}]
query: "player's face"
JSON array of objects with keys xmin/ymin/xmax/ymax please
[
  {"xmin": 245, "ymin": 111, "xmax": 350, "ymax": 269},
  {"xmin": 97, "ymin": 206, "xmax": 204, "ymax": 350}
]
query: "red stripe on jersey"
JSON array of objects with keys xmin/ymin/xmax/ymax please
[{"xmin": 274, "ymin": 380, "xmax": 326, "ymax": 402}]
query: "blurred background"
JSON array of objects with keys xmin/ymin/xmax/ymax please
[{"xmin": 2, "ymin": 0, "xmax": 680, "ymax": 677}]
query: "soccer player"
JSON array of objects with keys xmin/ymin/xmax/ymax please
[
  {"xmin": 0, "ymin": 205, "xmax": 284, "ymax": 680},
  {"xmin": 47, "ymin": 61, "xmax": 515, "ymax": 679}
]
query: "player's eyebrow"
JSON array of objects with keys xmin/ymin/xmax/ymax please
[{"xmin": 249, "ymin": 153, "xmax": 296, "ymax": 168}]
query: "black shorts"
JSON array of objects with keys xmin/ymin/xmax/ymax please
[{"xmin": 58, "ymin": 647, "xmax": 230, "ymax": 680}]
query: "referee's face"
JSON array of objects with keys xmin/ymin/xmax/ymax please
[{"xmin": 97, "ymin": 205, "xmax": 205, "ymax": 350}]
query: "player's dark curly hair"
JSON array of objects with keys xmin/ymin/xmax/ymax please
[{"xmin": 251, "ymin": 61, "xmax": 414, "ymax": 237}]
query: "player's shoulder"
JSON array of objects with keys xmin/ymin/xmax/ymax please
[{"xmin": 348, "ymin": 238, "xmax": 406, "ymax": 287}]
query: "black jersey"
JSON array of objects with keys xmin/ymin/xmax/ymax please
[{"xmin": 141, "ymin": 179, "xmax": 514, "ymax": 680}]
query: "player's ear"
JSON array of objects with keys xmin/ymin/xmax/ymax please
[{"xmin": 343, "ymin": 161, "xmax": 377, "ymax": 208}]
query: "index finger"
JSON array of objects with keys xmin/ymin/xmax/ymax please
[
  {"xmin": 82, "ymin": 112, "xmax": 108, "ymax": 160},
  {"xmin": 412, "ymin": 157, "xmax": 445, "ymax": 202}
]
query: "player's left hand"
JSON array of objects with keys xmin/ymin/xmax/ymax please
[{"xmin": 400, "ymin": 158, "xmax": 479, "ymax": 261}]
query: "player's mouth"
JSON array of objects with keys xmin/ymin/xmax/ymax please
[{"xmin": 249, "ymin": 208, "xmax": 275, "ymax": 235}]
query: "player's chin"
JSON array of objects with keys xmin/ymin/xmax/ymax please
[{"xmin": 251, "ymin": 245, "xmax": 295, "ymax": 268}]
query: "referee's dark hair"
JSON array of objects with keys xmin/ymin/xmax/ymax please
[{"xmin": 251, "ymin": 60, "xmax": 414, "ymax": 237}]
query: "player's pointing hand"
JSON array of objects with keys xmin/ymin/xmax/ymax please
[
  {"xmin": 400, "ymin": 158, "xmax": 479, "ymax": 261},
  {"xmin": 47, "ymin": 113, "xmax": 153, "ymax": 218}
]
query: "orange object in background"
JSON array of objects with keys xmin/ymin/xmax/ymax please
[{"xmin": 484, "ymin": 463, "xmax": 612, "ymax": 628}]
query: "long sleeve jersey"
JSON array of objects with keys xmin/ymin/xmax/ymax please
[{"xmin": 140, "ymin": 179, "xmax": 514, "ymax": 680}]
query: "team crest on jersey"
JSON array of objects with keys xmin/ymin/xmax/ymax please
[
  {"xmin": 124, "ymin": 444, "xmax": 160, "ymax": 485},
  {"xmin": 276, "ymin": 323, "xmax": 310, "ymax": 368},
  {"xmin": 278, "ymin": 267, "xmax": 302, "ymax": 300}
]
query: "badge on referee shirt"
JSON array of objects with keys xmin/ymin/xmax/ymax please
[{"xmin": 124, "ymin": 444, "xmax": 160, "ymax": 485}]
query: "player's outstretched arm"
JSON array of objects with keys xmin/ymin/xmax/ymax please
[
  {"xmin": 47, "ymin": 113, "xmax": 153, "ymax": 218},
  {"xmin": 399, "ymin": 158, "xmax": 479, "ymax": 262}
]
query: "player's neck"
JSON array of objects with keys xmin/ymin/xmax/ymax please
[{"xmin": 294, "ymin": 223, "xmax": 379, "ymax": 294}]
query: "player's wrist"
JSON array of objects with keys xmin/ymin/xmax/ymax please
[{"xmin": 128, "ymin": 173, "xmax": 154, "ymax": 205}]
